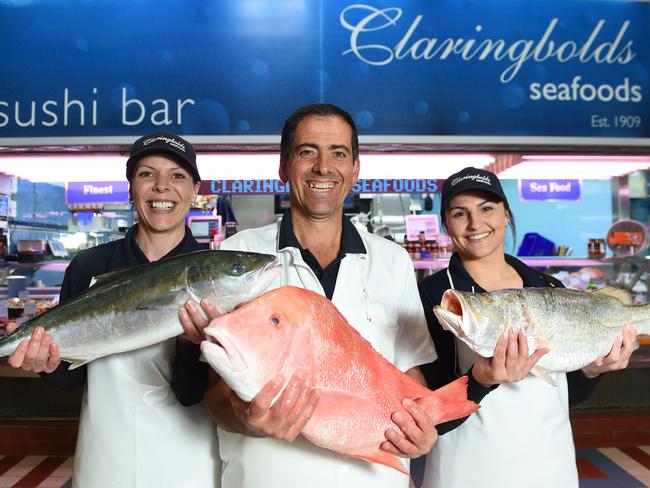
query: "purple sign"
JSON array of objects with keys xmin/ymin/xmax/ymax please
[
  {"xmin": 66, "ymin": 182, "xmax": 129, "ymax": 204},
  {"xmin": 520, "ymin": 179, "xmax": 581, "ymax": 201}
]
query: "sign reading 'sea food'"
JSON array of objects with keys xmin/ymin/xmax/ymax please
[
  {"xmin": 520, "ymin": 179, "xmax": 582, "ymax": 201},
  {"xmin": 1, "ymin": 1, "xmax": 648, "ymax": 145}
]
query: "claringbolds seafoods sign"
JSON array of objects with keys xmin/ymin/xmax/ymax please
[{"xmin": 0, "ymin": 0, "xmax": 649, "ymax": 146}]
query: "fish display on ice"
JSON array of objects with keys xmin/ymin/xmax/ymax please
[
  {"xmin": 433, "ymin": 287, "xmax": 650, "ymax": 384},
  {"xmin": 0, "ymin": 250, "xmax": 279, "ymax": 368},
  {"xmin": 201, "ymin": 285, "xmax": 478, "ymax": 475}
]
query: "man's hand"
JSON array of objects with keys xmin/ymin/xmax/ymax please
[
  {"xmin": 472, "ymin": 328, "xmax": 549, "ymax": 387},
  {"xmin": 381, "ymin": 398, "xmax": 438, "ymax": 457},
  {"xmin": 6, "ymin": 324, "xmax": 61, "ymax": 373},
  {"xmin": 178, "ymin": 297, "xmax": 221, "ymax": 345},
  {"xmin": 229, "ymin": 370, "xmax": 320, "ymax": 442},
  {"xmin": 582, "ymin": 324, "xmax": 637, "ymax": 378}
]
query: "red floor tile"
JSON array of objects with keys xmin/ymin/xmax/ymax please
[{"xmin": 576, "ymin": 457, "xmax": 607, "ymax": 479}]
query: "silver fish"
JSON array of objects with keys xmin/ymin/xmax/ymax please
[
  {"xmin": 0, "ymin": 250, "xmax": 279, "ymax": 368},
  {"xmin": 433, "ymin": 287, "xmax": 650, "ymax": 385}
]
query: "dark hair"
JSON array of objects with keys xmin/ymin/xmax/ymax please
[
  {"xmin": 441, "ymin": 193, "xmax": 518, "ymax": 250},
  {"xmin": 280, "ymin": 104, "xmax": 359, "ymax": 164}
]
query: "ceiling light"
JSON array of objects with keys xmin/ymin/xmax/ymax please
[{"xmin": 0, "ymin": 153, "xmax": 494, "ymax": 183}]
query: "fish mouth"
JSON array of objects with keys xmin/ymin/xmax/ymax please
[
  {"xmin": 202, "ymin": 326, "xmax": 247, "ymax": 373},
  {"xmin": 434, "ymin": 290, "xmax": 468, "ymax": 338}
]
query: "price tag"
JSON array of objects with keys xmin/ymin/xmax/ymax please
[
  {"xmin": 18, "ymin": 290, "xmax": 30, "ymax": 301},
  {"xmin": 15, "ymin": 316, "xmax": 29, "ymax": 326},
  {"xmin": 23, "ymin": 303, "xmax": 37, "ymax": 319}
]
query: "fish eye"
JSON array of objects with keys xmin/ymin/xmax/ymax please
[
  {"xmin": 270, "ymin": 315, "xmax": 280, "ymax": 327},
  {"xmin": 231, "ymin": 262, "xmax": 245, "ymax": 275}
]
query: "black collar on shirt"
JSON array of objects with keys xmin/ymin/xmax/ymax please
[
  {"xmin": 278, "ymin": 209, "xmax": 366, "ymax": 255},
  {"xmin": 446, "ymin": 252, "xmax": 554, "ymax": 292},
  {"xmin": 278, "ymin": 209, "xmax": 366, "ymax": 299},
  {"xmin": 122, "ymin": 224, "xmax": 202, "ymax": 266}
]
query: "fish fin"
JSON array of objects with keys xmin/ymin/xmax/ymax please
[
  {"xmin": 530, "ymin": 366, "xmax": 556, "ymax": 386},
  {"xmin": 351, "ymin": 449, "xmax": 409, "ymax": 475},
  {"xmin": 303, "ymin": 389, "xmax": 409, "ymax": 474},
  {"xmin": 310, "ymin": 389, "xmax": 378, "ymax": 423},
  {"xmin": 67, "ymin": 359, "xmax": 90, "ymax": 370},
  {"xmin": 415, "ymin": 376, "xmax": 479, "ymax": 425},
  {"xmin": 592, "ymin": 287, "xmax": 633, "ymax": 305},
  {"xmin": 137, "ymin": 289, "xmax": 192, "ymax": 310},
  {"xmin": 91, "ymin": 267, "xmax": 136, "ymax": 286}
]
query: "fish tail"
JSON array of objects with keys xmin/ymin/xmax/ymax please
[{"xmin": 415, "ymin": 376, "xmax": 479, "ymax": 425}]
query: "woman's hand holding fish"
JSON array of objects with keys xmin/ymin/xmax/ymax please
[
  {"xmin": 581, "ymin": 324, "xmax": 637, "ymax": 378},
  {"xmin": 381, "ymin": 398, "xmax": 439, "ymax": 458},
  {"xmin": 179, "ymin": 298, "xmax": 221, "ymax": 344},
  {"xmin": 472, "ymin": 328, "xmax": 549, "ymax": 387},
  {"xmin": 6, "ymin": 324, "xmax": 61, "ymax": 373},
  {"xmin": 232, "ymin": 370, "xmax": 321, "ymax": 442}
]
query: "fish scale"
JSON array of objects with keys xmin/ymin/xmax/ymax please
[{"xmin": 433, "ymin": 287, "xmax": 650, "ymax": 383}]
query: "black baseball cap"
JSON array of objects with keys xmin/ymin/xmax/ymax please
[
  {"xmin": 441, "ymin": 167, "xmax": 508, "ymax": 220},
  {"xmin": 126, "ymin": 131, "xmax": 200, "ymax": 182}
]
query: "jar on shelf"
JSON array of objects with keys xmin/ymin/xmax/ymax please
[{"xmin": 588, "ymin": 239, "xmax": 606, "ymax": 259}]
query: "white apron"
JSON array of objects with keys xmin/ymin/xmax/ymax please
[
  {"xmin": 73, "ymin": 338, "xmax": 221, "ymax": 488},
  {"xmin": 422, "ymin": 339, "xmax": 578, "ymax": 488},
  {"xmin": 218, "ymin": 248, "xmax": 410, "ymax": 488}
]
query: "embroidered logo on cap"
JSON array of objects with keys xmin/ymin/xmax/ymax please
[
  {"xmin": 142, "ymin": 135, "xmax": 186, "ymax": 153},
  {"xmin": 450, "ymin": 174, "xmax": 492, "ymax": 187}
]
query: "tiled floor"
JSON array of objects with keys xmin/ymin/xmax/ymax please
[
  {"xmin": 0, "ymin": 456, "xmax": 72, "ymax": 488},
  {"xmin": 577, "ymin": 446, "xmax": 650, "ymax": 488},
  {"xmin": 0, "ymin": 449, "xmax": 648, "ymax": 488}
]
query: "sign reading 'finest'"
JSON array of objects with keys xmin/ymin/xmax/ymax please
[
  {"xmin": 0, "ymin": 1, "xmax": 649, "ymax": 144},
  {"xmin": 66, "ymin": 182, "xmax": 130, "ymax": 204}
]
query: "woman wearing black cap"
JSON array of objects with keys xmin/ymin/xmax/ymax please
[
  {"xmin": 418, "ymin": 167, "xmax": 636, "ymax": 488},
  {"xmin": 7, "ymin": 131, "xmax": 220, "ymax": 487}
]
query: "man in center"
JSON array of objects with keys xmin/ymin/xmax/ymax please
[{"xmin": 179, "ymin": 103, "xmax": 438, "ymax": 487}]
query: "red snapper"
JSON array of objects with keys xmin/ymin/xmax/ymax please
[{"xmin": 201, "ymin": 285, "xmax": 478, "ymax": 474}]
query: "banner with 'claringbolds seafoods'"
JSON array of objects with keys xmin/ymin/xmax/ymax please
[{"xmin": 0, "ymin": 0, "xmax": 649, "ymax": 146}]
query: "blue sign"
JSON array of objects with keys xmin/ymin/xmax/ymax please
[
  {"xmin": 1, "ymin": 1, "xmax": 649, "ymax": 145},
  {"xmin": 66, "ymin": 182, "xmax": 129, "ymax": 204},
  {"xmin": 520, "ymin": 179, "xmax": 582, "ymax": 201}
]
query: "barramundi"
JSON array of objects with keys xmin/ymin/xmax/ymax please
[
  {"xmin": 0, "ymin": 250, "xmax": 279, "ymax": 368},
  {"xmin": 433, "ymin": 287, "xmax": 650, "ymax": 384}
]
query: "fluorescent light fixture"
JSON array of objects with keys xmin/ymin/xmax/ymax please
[
  {"xmin": 497, "ymin": 155, "xmax": 650, "ymax": 180},
  {"xmin": 359, "ymin": 154, "xmax": 493, "ymax": 179},
  {"xmin": 0, "ymin": 153, "xmax": 494, "ymax": 183}
]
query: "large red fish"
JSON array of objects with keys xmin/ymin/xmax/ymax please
[{"xmin": 201, "ymin": 286, "xmax": 478, "ymax": 474}]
